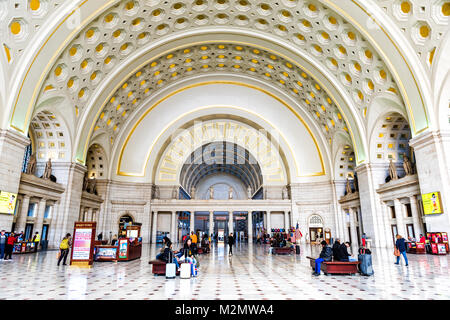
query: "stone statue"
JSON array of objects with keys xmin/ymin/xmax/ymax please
[
  {"xmin": 282, "ymin": 186, "xmax": 289, "ymax": 200},
  {"xmin": 43, "ymin": 158, "xmax": 52, "ymax": 180},
  {"xmin": 82, "ymin": 172, "xmax": 89, "ymax": 191},
  {"xmin": 345, "ymin": 178, "xmax": 352, "ymax": 195},
  {"xmin": 247, "ymin": 186, "xmax": 252, "ymax": 199},
  {"xmin": 228, "ymin": 186, "xmax": 233, "ymax": 200},
  {"xmin": 209, "ymin": 186, "xmax": 214, "ymax": 199},
  {"xmin": 190, "ymin": 186, "xmax": 196, "ymax": 199},
  {"xmin": 25, "ymin": 153, "xmax": 37, "ymax": 175},
  {"xmin": 403, "ymin": 153, "xmax": 413, "ymax": 176},
  {"xmin": 172, "ymin": 186, "xmax": 178, "ymax": 199},
  {"xmin": 353, "ymin": 172, "xmax": 359, "ymax": 192},
  {"xmin": 389, "ymin": 159, "xmax": 398, "ymax": 180},
  {"xmin": 89, "ymin": 177, "xmax": 97, "ymax": 195}
]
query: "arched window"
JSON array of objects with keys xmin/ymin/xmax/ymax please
[{"xmin": 309, "ymin": 215, "xmax": 323, "ymax": 226}]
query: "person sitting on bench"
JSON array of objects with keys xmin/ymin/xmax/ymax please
[
  {"xmin": 332, "ymin": 239, "xmax": 341, "ymax": 261},
  {"xmin": 312, "ymin": 240, "xmax": 333, "ymax": 276},
  {"xmin": 338, "ymin": 242, "xmax": 357, "ymax": 262},
  {"xmin": 156, "ymin": 236, "xmax": 171, "ymax": 260}
]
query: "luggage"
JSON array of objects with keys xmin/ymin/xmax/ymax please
[
  {"xmin": 180, "ymin": 263, "xmax": 191, "ymax": 279},
  {"xmin": 358, "ymin": 249, "xmax": 374, "ymax": 276},
  {"xmin": 165, "ymin": 263, "xmax": 176, "ymax": 279},
  {"xmin": 295, "ymin": 245, "xmax": 300, "ymax": 255}
]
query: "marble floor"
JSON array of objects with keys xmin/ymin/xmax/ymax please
[{"xmin": 0, "ymin": 243, "xmax": 449, "ymax": 300}]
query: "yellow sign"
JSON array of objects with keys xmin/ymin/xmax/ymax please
[
  {"xmin": 422, "ymin": 192, "xmax": 443, "ymax": 215},
  {"xmin": 0, "ymin": 191, "xmax": 18, "ymax": 214}
]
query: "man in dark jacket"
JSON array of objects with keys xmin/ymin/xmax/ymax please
[
  {"xmin": 395, "ymin": 235, "xmax": 408, "ymax": 266},
  {"xmin": 313, "ymin": 240, "xmax": 333, "ymax": 276},
  {"xmin": 332, "ymin": 239, "xmax": 341, "ymax": 261},
  {"xmin": 228, "ymin": 233, "xmax": 235, "ymax": 256}
]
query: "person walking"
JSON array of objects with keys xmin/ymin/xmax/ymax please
[
  {"xmin": 0, "ymin": 230, "xmax": 7, "ymax": 260},
  {"xmin": 395, "ymin": 234, "xmax": 408, "ymax": 266},
  {"xmin": 361, "ymin": 233, "xmax": 367, "ymax": 247},
  {"xmin": 57, "ymin": 233, "xmax": 71, "ymax": 266},
  {"xmin": 228, "ymin": 232, "xmax": 235, "ymax": 256},
  {"xmin": 4, "ymin": 232, "xmax": 17, "ymax": 260}
]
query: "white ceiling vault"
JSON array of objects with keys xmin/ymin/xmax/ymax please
[{"xmin": 0, "ymin": 0, "xmax": 448, "ymax": 183}]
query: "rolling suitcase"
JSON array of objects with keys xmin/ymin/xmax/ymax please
[
  {"xmin": 358, "ymin": 249, "xmax": 374, "ymax": 276},
  {"xmin": 180, "ymin": 263, "xmax": 191, "ymax": 279},
  {"xmin": 295, "ymin": 245, "xmax": 300, "ymax": 255},
  {"xmin": 165, "ymin": 263, "xmax": 176, "ymax": 279}
]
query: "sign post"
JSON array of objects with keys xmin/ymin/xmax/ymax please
[{"xmin": 70, "ymin": 221, "xmax": 96, "ymax": 268}]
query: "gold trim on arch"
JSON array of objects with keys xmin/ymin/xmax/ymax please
[
  {"xmin": 116, "ymin": 87, "xmax": 326, "ymax": 178},
  {"xmin": 80, "ymin": 39, "xmax": 363, "ymax": 165},
  {"xmin": 325, "ymin": 0, "xmax": 429, "ymax": 135},
  {"xmin": 9, "ymin": 0, "xmax": 114, "ymax": 133}
]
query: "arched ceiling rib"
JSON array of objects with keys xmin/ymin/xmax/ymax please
[{"xmin": 91, "ymin": 43, "xmax": 354, "ymax": 147}]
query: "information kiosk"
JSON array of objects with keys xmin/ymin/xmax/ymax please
[
  {"xmin": 70, "ymin": 221, "xmax": 96, "ymax": 267},
  {"xmin": 117, "ymin": 225, "xmax": 142, "ymax": 261}
]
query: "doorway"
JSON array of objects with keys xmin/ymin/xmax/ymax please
[
  {"xmin": 309, "ymin": 227, "xmax": 323, "ymax": 243},
  {"xmin": 25, "ymin": 223, "xmax": 33, "ymax": 241},
  {"xmin": 391, "ymin": 225, "xmax": 398, "ymax": 244}
]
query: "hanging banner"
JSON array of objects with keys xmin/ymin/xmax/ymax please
[
  {"xmin": 0, "ymin": 191, "xmax": 17, "ymax": 214},
  {"xmin": 422, "ymin": 192, "xmax": 443, "ymax": 215}
]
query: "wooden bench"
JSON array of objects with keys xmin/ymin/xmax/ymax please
[
  {"xmin": 149, "ymin": 260, "xmax": 180, "ymax": 276},
  {"xmin": 307, "ymin": 256, "xmax": 360, "ymax": 275},
  {"xmin": 273, "ymin": 247, "xmax": 294, "ymax": 255}
]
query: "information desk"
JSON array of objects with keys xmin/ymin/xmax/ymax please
[
  {"xmin": 117, "ymin": 238, "xmax": 142, "ymax": 261},
  {"xmin": 12, "ymin": 241, "xmax": 38, "ymax": 254},
  {"xmin": 406, "ymin": 242, "xmax": 426, "ymax": 254},
  {"xmin": 430, "ymin": 243, "xmax": 447, "ymax": 255},
  {"xmin": 94, "ymin": 245, "xmax": 118, "ymax": 262}
]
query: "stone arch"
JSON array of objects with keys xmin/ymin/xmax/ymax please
[
  {"xmin": 369, "ymin": 112, "xmax": 412, "ymax": 164},
  {"xmin": 28, "ymin": 109, "xmax": 71, "ymax": 164},
  {"xmin": 86, "ymin": 143, "xmax": 108, "ymax": 179}
]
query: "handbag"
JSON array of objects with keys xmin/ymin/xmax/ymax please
[
  {"xmin": 56, "ymin": 251, "xmax": 61, "ymax": 260},
  {"xmin": 394, "ymin": 248, "xmax": 400, "ymax": 257}
]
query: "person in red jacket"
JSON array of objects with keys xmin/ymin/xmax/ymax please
[{"xmin": 4, "ymin": 232, "xmax": 17, "ymax": 260}]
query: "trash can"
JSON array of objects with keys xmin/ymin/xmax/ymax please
[{"xmin": 40, "ymin": 240, "xmax": 49, "ymax": 251}]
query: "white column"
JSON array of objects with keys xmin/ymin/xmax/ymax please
[
  {"xmin": 78, "ymin": 206, "xmax": 84, "ymax": 221},
  {"xmin": 342, "ymin": 209, "xmax": 350, "ymax": 242},
  {"xmin": 410, "ymin": 131, "xmax": 450, "ymax": 233},
  {"xmin": 228, "ymin": 211, "xmax": 234, "ymax": 235},
  {"xmin": 151, "ymin": 211, "xmax": 158, "ymax": 244},
  {"xmin": 15, "ymin": 195, "xmax": 30, "ymax": 233},
  {"xmin": 394, "ymin": 199, "xmax": 406, "ymax": 238},
  {"xmin": 141, "ymin": 201, "xmax": 151, "ymax": 244},
  {"xmin": 48, "ymin": 201, "xmax": 61, "ymax": 248},
  {"xmin": 0, "ymin": 129, "xmax": 30, "ymax": 231},
  {"xmin": 266, "ymin": 211, "xmax": 271, "ymax": 235},
  {"xmin": 409, "ymin": 195, "xmax": 422, "ymax": 238},
  {"xmin": 190, "ymin": 211, "xmax": 195, "ymax": 233},
  {"xmin": 34, "ymin": 198, "xmax": 47, "ymax": 238},
  {"xmin": 209, "ymin": 211, "xmax": 214, "ymax": 238},
  {"xmin": 87, "ymin": 208, "xmax": 93, "ymax": 221},
  {"xmin": 381, "ymin": 202, "xmax": 394, "ymax": 247},
  {"xmin": 248, "ymin": 211, "xmax": 253, "ymax": 243},
  {"xmin": 284, "ymin": 210, "xmax": 289, "ymax": 230},
  {"xmin": 349, "ymin": 208, "xmax": 358, "ymax": 248},
  {"xmin": 171, "ymin": 211, "xmax": 176, "ymax": 242}
]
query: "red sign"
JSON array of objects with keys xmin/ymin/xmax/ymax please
[{"xmin": 70, "ymin": 221, "xmax": 96, "ymax": 267}]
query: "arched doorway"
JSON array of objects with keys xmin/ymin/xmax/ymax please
[
  {"xmin": 308, "ymin": 214, "xmax": 324, "ymax": 244},
  {"xmin": 118, "ymin": 214, "xmax": 134, "ymax": 238}
]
